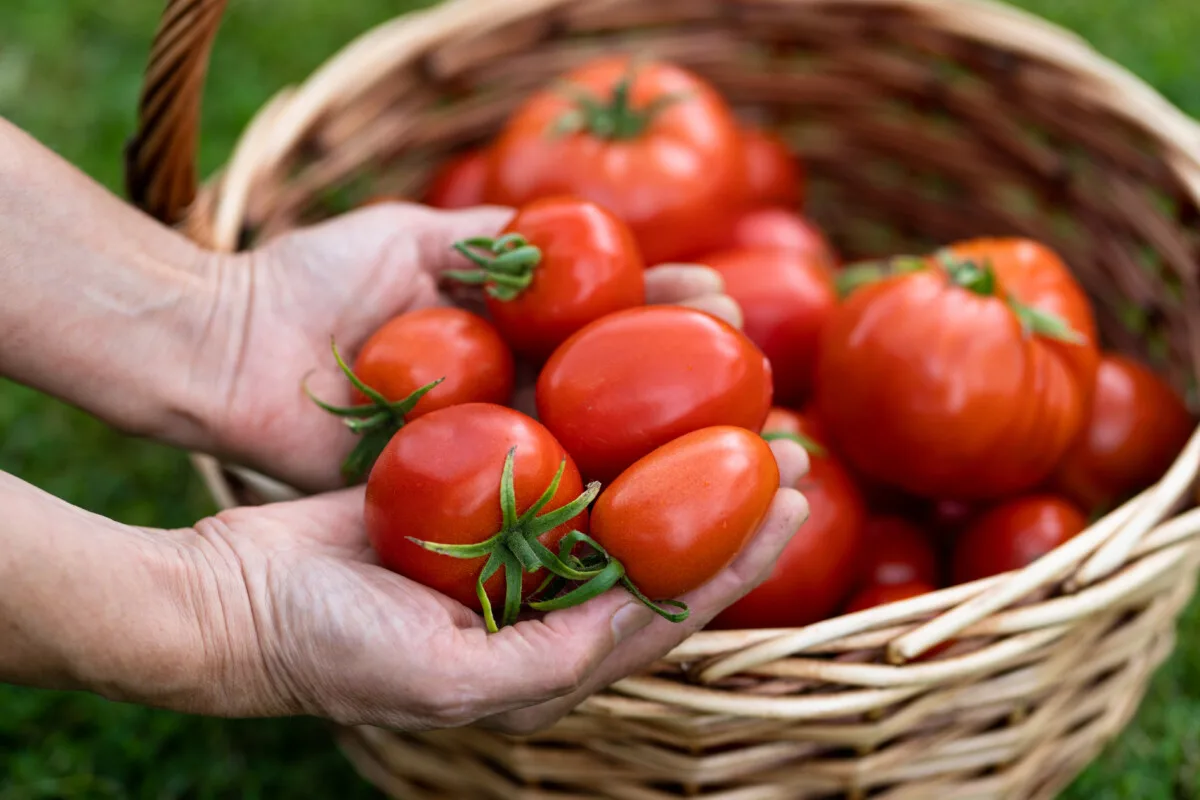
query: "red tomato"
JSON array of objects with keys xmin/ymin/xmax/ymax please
[
  {"xmin": 701, "ymin": 246, "xmax": 837, "ymax": 406},
  {"xmin": 452, "ymin": 196, "xmax": 645, "ymax": 362},
  {"xmin": 590, "ymin": 427, "xmax": 779, "ymax": 599},
  {"xmin": 711, "ymin": 412, "xmax": 867, "ymax": 629},
  {"xmin": 364, "ymin": 403, "xmax": 588, "ymax": 615},
  {"xmin": 485, "ymin": 56, "xmax": 745, "ymax": 265},
  {"xmin": 859, "ymin": 515, "xmax": 939, "ymax": 588},
  {"xmin": 741, "ymin": 127, "xmax": 801, "ymax": 207},
  {"xmin": 423, "ymin": 148, "xmax": 489, "ymax": 209},
  {"xmin": 952, "ymin": 494, "xmax": 1087, "ymax": 584},
  {"xmin": 704, "ymin": 207, "xmax": 838, "ymax": 264},
  {"xmin": 1053, "ymin": 354, "xmax": 1194, "ymax": 512},
  {"xmin": 845, "ymin": 580, "xmax": 937, "ymax": 614},
  {"xmin": 815, "ymin": 237, "xmax": 1100, "ymax": 500},
  {"xmin": 537, "ymin": 306, "xmax": 773, "ymax": 484}
]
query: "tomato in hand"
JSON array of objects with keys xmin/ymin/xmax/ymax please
[
  {"xmin": 859, "ymin": 515, "xmax": 939, "ymax": 588},
  {"xmin": 1052, "ymin": 353, "xmax": 1194, "ymax": 512},
  {"xmin": 423, "ymin": 148, "xmax": 489, "ymax": 209},
  {"xmin": 484, "ymin": 56, "xmax": 745, "ymax": 265},
  {"xmin": 711, "ymin": 411, "xmax": 866, "ymax": 629},
  {"xmin": 590, "ymin": 426, "xmax": 779, "ymax": 600},
  {"xmin": 364, "ymin": 403, "xmax": 594, "ymax": 629},
  {"xmin": 952, "ymin": 494, "xmax": 1087, "ymax": 584},
  {"xmin": 701, "ymin": 246, "xmax": 837, "ymax": 406},
  {"xmin": 537, "ymin": 306, "xmax": 773, "ymax": 483},
  {"xmin": 447, "ymin": 196, "xmax": 645, "ymax": 361},
  {"xmin": 815, "ymin": 237, "xmax": 1100, "ymax": 501},
  {"xmin": 741, "ymin": 127, "xmax": 801, "ymax": 208},
  {"xmin": 845, "ymin": 580, "xmax": 937, "ymax": 614}
]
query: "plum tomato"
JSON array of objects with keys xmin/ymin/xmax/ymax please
[
  {"xmin": 952, "ymin": 494, "xmax": 1088, "ymax": 584},
  {"xmin": 447, "ymin": 196, "xmax": 645, "ymax": 362},
  {"xmin": 845, "ymin": 580, "xmax": 937, "ymax": 614},
  {"xmin": 536, "ymin": 305, "xmax": 773, "ymax": 483},
  {"xmin": 423, "ymin": 148, "xmax": 489, "ymax": 209},
  {"xmin": 740, "ymin": 127, "xmax": 801, "ymax": 208},
  {"xmin": 859, "ymin": 515, "xmax": 940, "ymax": 588}
]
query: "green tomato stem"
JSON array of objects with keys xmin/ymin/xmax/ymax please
[
  {"xmin": 547, "ymin": 59, "xmax": 691, "ymax": 142},
  {"xmin": 446, "ymin": 235, "xmax": 542, "ymax": 302}
]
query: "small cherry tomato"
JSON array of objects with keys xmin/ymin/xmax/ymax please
[
  {"xmin": 741, "ymin": 127, "xmax": 801, "ymax": 207},
  {"xmin": 845, "ymin": 580, "xmax": 937, "ymax": 614},
  {"xmin": 537, "ymin": 306, "xmax": 773, "ymax": 483},
  {"xmin": 423, "ymin": 148, "xmax": 489, "ymax": 209},
  {"xmin": 448, "ymin": 196, "xmax": 645, "ymax": 362},
  {"xmin": 590, "ymin": 426, "xmax": 779, "ymax": 600},
  {"xmin": 952, "ymin": 494, "xmax": 1087, "ymax": 584},
  {"xmin": 859, "ymin": 515, "xmax": 940, "ymax": 588},
  {"xmin": 364, "ymin": 403, "xmax": 591, "ymax": 626},
  {"xmin": 1053, "ymin": 354, "xmax": 1194, "ymax": 512},
  {"xmin": 701, "ymin": 246, "xmax": 837, "ymax": 406}
]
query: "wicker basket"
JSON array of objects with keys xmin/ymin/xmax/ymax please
[{"xmin": 125, "ymin": 0, "xmax": 1200, "ymax": 797}]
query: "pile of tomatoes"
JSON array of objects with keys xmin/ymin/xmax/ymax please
[{"xmin": 312, "ymin": 55, "xmax": 1195, "ymax": 633}]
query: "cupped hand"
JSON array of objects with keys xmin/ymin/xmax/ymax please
[
  {"xmin": 184, "ymin": 439, "xmax": 808, "ymax": 731},
  {"xmin": 202, "ymin": 202, "xmax": 740, "ymax": 494}
]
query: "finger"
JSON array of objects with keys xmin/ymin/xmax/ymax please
[
  {"xmin": 768, "ymin": 437, "xmax": 810, "ymax": 488},
  {"xmin": 644, "ymin": 264, "xmax": 724, "ymax": 304},
  {"xmin": 675, "ymin": 294, "xmax": 744, "ymax": 329},
  {"xmin": 412, "ymin": 205, "xmax": 516, "ymax": 275}
]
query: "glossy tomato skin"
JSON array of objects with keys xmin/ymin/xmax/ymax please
[
  {"xmin": 364, "ymin": 403, "xmax": 586, "ymax": 609},
  {"xmin": 353, "ymin": 307, "xmax": 514, "ymax": 416},
  {"xmin": 537, "ymin": 306, "xmax": 773, "ymax": 484},
  {"xmin": 423, "ymin": 148, "xmax": 489, "ymax": 209},
  {"xmin": 485, "ymin": 57, "xmax": 745, "ymax": 265},
  {"xmin": 710, "ymin": 412, "xmax": 867, "ymax": 629},
  {"xmin": 859, "ymin": 515, "xmax": 939, "ymax": 588},
  {"xmin": 1053, "ymin": 354, "xmax": 1194, "ymax": 512},
  {"xmin": 701, "ymin": 246, "xmax": 837, "ymax": 406},
  {"xmin": 815, "ymin": 237, "xmax": 1099, "ymax": 501},
  {"xmin": 952, "ymin": 494, "xmax": 1087, "ymax": 584},
  {"xmin": 695, "ymin": 207, "xmax": 837, "ymax": 264},
  {"xmin": 845, "ymin": 580, "xmax": 937, "ymax": 614},
  {"xmin": 741, "ymin": 127, "xmax": 801, "ymax": 208},
  {"xmin": 590, "ymin": 426, "xmax": 779, "ymax": 599},
  {"xmin": 487, "ymin": 196, "xmax": 645, "ymax": 362}
]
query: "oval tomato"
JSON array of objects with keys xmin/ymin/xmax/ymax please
[
  {"xmin": 815, "ymin": 237, "xmax": 1100, "ymax": 500},
  {"xmin": 845, "ymin": 580, "xmax": 937, "ymax": 614},
  {"xmin": 364, "ymin": 403, "xmax": 590, "ymax": 620},
  {"xmin": 423, "ymin": 148, "xmax": 489, "ymax": 209},
  {"xmin": 1052, "ymin": 354, "xmax": 1194, "ymax": 512},
  {"xmin": 485, "ymin": 56, "xmax": 744, "ymax": 265},
  {"xmin": 859, "ymin": 515, "xmax": 939, "ymax": 588},
  {"xmin": 741, "ymin": 127, "xmax": 801, "ymax": 208},
  {"xmin": 590, "ymin": 426, "xmax": 778, "ymax": 599},
  {"xmin": 701, "ymin": 246, "xmax": 837, "ymax": 406},
  {"xmin": 449, "ymin": 196, "xmax": 645, "ymax": 362},
  {"xmin": 710, "ymin": 412, "xmax": 866, "ymax": 629},
  {"xmin": 952, "ymin": 494, "xmax": 1087, "ymax": 584},
  {"xmin": 537, "ymin": 306, "xmax": 773, "ymax": 483}
]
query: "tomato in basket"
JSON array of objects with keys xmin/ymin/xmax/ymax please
[
  {"xmin": 740, "ymin": 126, "xmax": 802, "ymax": 208},
  {"xmin": 858, "ymin": 515, "xmax": 940, "ymax": 589},
  {"xmin": 423, "ymin": 147, "xmax": 489, "ymax": 209},
  {"xmin": 951, "ymin": 494, "xmax": 1088, "ymax": 584},
  {"xmin": 815, "ymin": 237, "xmax": 1100, "ymax": 501},
  {"xmin": 484, "ymin": 56, "xmax": 746, "ymax": 265},
  {"xmin": 446, "ymin": 196, "xmax": 645, "ymax": 361},
  {"xmin": 844, "ymin": 580, "xmax": 937, "ymax": 614}
]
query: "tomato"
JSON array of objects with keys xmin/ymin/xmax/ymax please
[
  {"xmin": 697, "ymin": 207, "xmax": 837, "ymax": 263},
  {"xmin": 952, "ymin": 494, "xmax": 1087, "ymax": 584},
  {"xmin": 423, "ymin": 148, "xmax": 489, "ymax": 209},
  {"xmin": 537, "ymin": 306, "xmax": 773, "ymax": 484},
  {"xmin": 741, "ymin": 127, "xmax": 801, "ymax": 207},
  {"xmin": 845, "ymin": 580, "xmax": 937, "ymax": 614},
  {"xmin": 364, "ymin": 403, "xmax": 591, "ymax": 623},
  {"xmin": 701, "ymin": 246, "xmax": 837, "ymax": 406},
  {"xmin": 815, "ymin": 237, "xmax": 1100, "ymax": 500},
  {"xmin": 590, "ymin": 427, "xmax": 778, "ymax": 599},
  {"xmin": 1052, "ymin": 354, "xmax": 1194, "ymax": 512},
  {"xmin": 859, "ymin": 515, "xmax": 939, "ymax": 588},
  {"xmin": 485, "ymin": 56, "xmax": 745, "ymax": 265},
  {"xmin": 710, "ymin": 412, "xmax": 866, "ymax": 629},
  {"xmin": 449, "ymin": 196, "xmax": 645, "ymax": 362}
]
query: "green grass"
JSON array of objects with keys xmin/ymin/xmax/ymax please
[{"xmin": 0, "ymin": 0, "xmax": 1196, "ymax": 797}]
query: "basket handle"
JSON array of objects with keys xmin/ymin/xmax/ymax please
[{"xmin": 124, "ymin": 0, "xmax": 229, "ymax": 225}]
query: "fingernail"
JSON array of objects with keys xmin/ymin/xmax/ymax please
[{"xmin": 610, "ymin": 603, "xmax": 654, "ymax": 645}]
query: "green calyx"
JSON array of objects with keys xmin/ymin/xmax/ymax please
[
  {"xmin": 407, "ymin": 447, "xmax": 690, "ymax": 633},
  {"xmin": 761, "ymin": 430, "xmax": 827, "ymax": 458},
  {"xmin": 549, "ymin": 61, "xmax": 691, "ymax": 141},
  {"xmin": 305, "ymin": 338, "xmax": 444, "ymax": 483},
  {"xmin": 834, "ymin": 255, "xmax": 927, "ymax": 299},
  {"xmin": 445, "ymin": 233, "xmax": 542, "ymax": 301}
]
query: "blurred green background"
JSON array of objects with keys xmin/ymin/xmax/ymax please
[{"xmin": 1, "ymin": 0, "xmax": 1197, "ymax": 797}]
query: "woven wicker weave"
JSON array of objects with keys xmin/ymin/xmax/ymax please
[{"xmin": 125, "ymin": 0, "xmax": 1200, "ymax": 797}]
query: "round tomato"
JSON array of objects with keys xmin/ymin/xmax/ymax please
[
  {"xmin": 859, "ymin": 515, "xmax": 939, "ymax": 588},
  {"xmin": 741, "ymin": 127, "xmax": 801, "ymax": 208},
  {"xmin": 815, "ymin": 237, "xmax": 1100, "ymax": 501},
  {"xmin": 484, "ymin": 56, "xmax": 745, "ymax": 265},
  {"xmin": 845, "ymin": 580, "xmax": 937, "ymax": 614},
  {"xmin": 448, "ymin": 196, "xmax": 645, "ymax": 361},
  {"xmin": 952, "ymin": 494, "xmax": 1087, "ymax": 584},
  {"xmin": 590, "ymin": 426, "xmax": 779, "ymax": 599},
  {"xmin": 710, "ymin": 412, "xmax": 866, "ymax": 629},
  {"xmin": 704, "ymin": 207, "xmax": 837, "ymax": 265},
  {"xmin": 423, "ymin": 148, "xmax": 489, "ymax": 209},
  {"xmin": 701, "ymin": 246, "xmax": 837, "ymax": 406},
  {"xmin": 1053, "ymin": 354, "xmax": 1194, "ymax": 512},
  {"xmin": 537, "ymin": 306, "xmax": 773, "ymax": 483},
  {"xmin": 364, "ymin": 403, "xmax": 591, "ymax": 627}
]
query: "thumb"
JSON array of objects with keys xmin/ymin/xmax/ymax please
[{"xmin": 407, "ymin": 203, "xmax": 516, "ymax": 275}]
